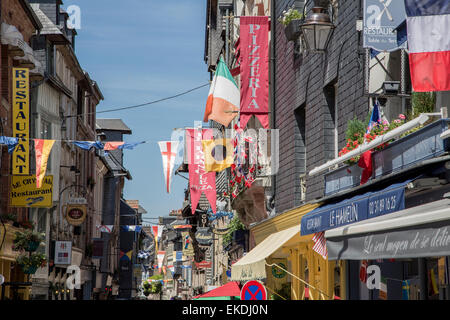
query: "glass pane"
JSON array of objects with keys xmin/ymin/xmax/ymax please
[
  {"xmin": 317, "ymin": 26, "xmax": 332, "ymax": 51},
  {"xmin": 302, "ymin": 26, "xmax": 315, "ymax": 51}
]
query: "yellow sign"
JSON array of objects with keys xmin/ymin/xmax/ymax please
[
  {"xmin": 10, "ymin": 175, "xmax": 53, "ymax": 207},
  {"xmin": 12, "ymin": 68, "xmax": 30, "ymax": 175}
]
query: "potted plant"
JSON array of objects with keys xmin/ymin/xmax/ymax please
[
  {"xmin": 2, "ymin": 213, "xmax": 18, "ymax": 226},
  {"xmin": 279, "ymin": 7, "xmax": 304, "ymax": 41},
  {"xmin": 16, "ymin": 252, "xmax": 47, "ymax": 274},
  {"xmin": 12, "ymin": 230, "xmax": 45, "ymax": 252}
]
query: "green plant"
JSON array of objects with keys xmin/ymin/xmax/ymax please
[
  {"xmin": 412, "ymin": 91, "xmax": 436, "ymax": 114},
  {"xmin": 223, "ymin": 216, "xmax": 246, "ymax": 246},
  {"xmin": 149, "ymin": 274, "xmax": 164, "ymax": 294},
  {"xmin": 2, "ymin": 212, "xmax": 17, "ymax": 223},
  {"xmin": 271, "ymin": 283, "xmax": 292, "ymax": 300},
  {"xmin": 278, "ymin": 7, "xmax": 304, "ymax": 26},
  {"xmin": 339, "ymin": 117, "xmax": 366, "ymax": 165},
  {"xmin": 16, "ymin": 252, "xmax": 47, "ymax": 273},
  {"xmin": 12, "ymin": 230, "xmax": 45, "ymax": 252}
]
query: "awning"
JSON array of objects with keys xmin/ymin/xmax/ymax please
[
  {"xmin": 325, "ymin": 198, "xmax": 450, "ymax": 260},
  {"xmin": 300, "ymin": 179, "xmax": 413, "ymax": 236},
  {"xmin": 192, "ymin": 281, "xmax": 241, "ymax": 300},
  {"xmin": 230, "ymin": 225, "xmax": 299, "ymax": 281}
]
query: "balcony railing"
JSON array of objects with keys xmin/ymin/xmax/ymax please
[{"xmin": 324, "ymin": 119, "xmax": 450, "ymax": 196}]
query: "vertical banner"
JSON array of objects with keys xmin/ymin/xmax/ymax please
[
  {"xmin": 12, "ymin": 68, "xmax": 30, "ymax": 175},
  {"xmin": 158, "ymin": 141, "xmax": 179, "ymax": 193},
  {"xmin": 186, "ymin": 128, "xmax": 217, "ymax": 214},
  {"xmin": 239, "ymin": 16, "xmax": 270, "ymax": 129}
]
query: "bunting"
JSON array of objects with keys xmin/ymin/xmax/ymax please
[
  {"xmin": 157, "ymin": 251, "xmax": 166, "ymax": 270},
  {"xmin": 158, "ymin": 141, "xmax": 179, "ymax": 193},
  {"xmin": 96, "ymin": 225, "xmax": 114, "ymax": 233},
  {"xmin": 34, "ymin": 139, "xmax": 55, "ymax": 189},
  {"xmin": 121, "ymin": 225, "xmax": 142, "ymax": 232},
  {"xmin": 0, "ymin": 136, "xmax": 19, "ymax": 154},
  {"xmin": 120, "ymin": 250, "xmax": 133, "ymax": 261}
]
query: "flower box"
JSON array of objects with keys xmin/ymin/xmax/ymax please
[
  {"xmin": 372, "ymin": 119, "xmax": 450, "ymax": 178},
  {"xmin": 324, "ymin": 163, "xmax": 363, "ymax": 196},
  {"xmin": 284, "ymin": 19, "xmax": 302, "ymax": 42}
]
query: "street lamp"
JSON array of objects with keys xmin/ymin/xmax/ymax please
[{"xmin": 300, "ymin": 6, "xmax": 335, "ymax": 53}]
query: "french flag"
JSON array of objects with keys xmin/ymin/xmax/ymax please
[{"xmin": 405, "ymin": 0, "xmax": 450, "ymax": 92}]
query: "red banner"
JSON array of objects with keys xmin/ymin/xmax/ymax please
[
  {"xmin": 186, "ymin": 129, "xmax": 217, "ymax": 214},
  {"xmin": 195, "ymin": 260, "xmax": 212, "ymax": 269},
  {"xmin": 239, "ymin": 16, "xmax": 270, "ymax": 129}
]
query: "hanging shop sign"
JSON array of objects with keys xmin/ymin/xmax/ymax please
[
  {"xmin": 239, "ymin": 16, "xmax": 270, "ymax": 129},
  {"xmin": 182, "ymin": 231, "xmax": 194, "ymax": 257},
  {"xmin": 92, "ymin": 238, "xmax": 105, "ymax": 260},
  {"xmin": 363, "ymin": 0, "xmax": 407, "ymax": 52},
  {"xmin": 65, "ymin": 197, "xmax": 87, "ymax": 226},
  {"xmin": 271, "ymin": 262, "xmax": 287, "ymax": 279},
  {"xmin": 12, "ymin": 68, "xmax": 30, "ymax": 175},
  {"xmin": 195, "ymin": 227, "xmax": 213, "ymax": 246},
  {"xmin": 55, "ymin": 241, "xmax": 72, "ymax": 265},
  {"xmin": 10, "ymin": 175, "xmax": 53, "ymax": 207},
  {"xmin": 195, "ymin": 260, "xmax": 212, "ymax": 269}
]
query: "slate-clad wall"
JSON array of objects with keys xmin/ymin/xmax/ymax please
[{"xmin": 274, "ymin": 0, "xmax": 368, "ymax": 214}]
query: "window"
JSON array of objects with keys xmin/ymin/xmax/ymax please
[
  {"xmin": 324, "ymin": 82, "xmax": 338, "ymax": 160},
  {"xmin": 295, "ymin": 105, "xmax": 306, "ymax": 203},
  {"xmin": 46, "ymin": 43, "xmax": 55, "ymax": 75}
]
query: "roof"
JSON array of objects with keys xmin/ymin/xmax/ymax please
[
  {"xmin": 100, "ymin": 152, "xmax": 132, "ymax": 180},
  {"xmin": 96, "ymin": 119, "xmax": 132, "ymax": 134},
  {"xmin": 30, "ymin": 4, "xmax": 64, "ymax": 36}
]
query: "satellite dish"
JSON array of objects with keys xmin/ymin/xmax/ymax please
[
  {"xmin": 142, "ymin": 238, "xmax": 153, "ymax": 251},
  {"xmin": 0, "ymin": 274, "xmax": 4, "ymax": 285}
]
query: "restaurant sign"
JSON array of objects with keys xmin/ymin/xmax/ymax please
[
  {"xmin": 363, "ymin": 0, "xmax": 407, "ymax": 52},
  {"xmin": 301, "ymin": 182, "xmax": 408, "ymax": 235},
  {"xmin": 10, "ymin": 175, "xmax": 53, "ymax": 207},
  {"xmin": 195, "ymin": 227, "xmax": 213, "ymax": 246},
  {"xmin": 65, "ymin": 197, "xmax": 87, "ymax": 226},
  {"xmin": 12, "ymin": 68, "xmax": 30, "ymax": 175}
]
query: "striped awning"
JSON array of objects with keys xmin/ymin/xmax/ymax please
[{"xmin": 230, "ymin": 225, "xmax": 299, "ymax": 281}]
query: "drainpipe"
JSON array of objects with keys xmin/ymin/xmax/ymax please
[{"xmin": 270, "ymin": 0, "xmax": 276, "ymax": 209}]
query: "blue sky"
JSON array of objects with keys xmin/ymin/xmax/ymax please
[{"xmin": 63, "ymin": 1, "xmax": 209, "ymax": 220}]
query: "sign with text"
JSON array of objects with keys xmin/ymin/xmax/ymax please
[
  {"xmin": 327, "ymin": 224, "xmax": 450, "ymax": 260},
  {"xmin": 10, "ymin": 175, "xmax": 53, "ymax": 207},
  {"xmin": 55, "ymin": 241, "xmax": 72, "ymax": 265},
  {"xmin": 301, "ymin": 182, "xmax": 407, "ymax": 235},
  {"xmin": 195, "ymin": 227, "xmax": 213, "ymax": 246},
  {"xmin": 12, "ymin": 68, "xmax": 30, "ymax": 175},
  {"xmin": 363, "ymin": 0, "xmax": 407, "ymax": 52},
  {"xmin": 239, "ymin": 16, "xmax": 270, "ymax": 129}
]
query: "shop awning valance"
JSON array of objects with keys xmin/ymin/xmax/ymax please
[
  {"xmin": 325, "ymin": 198, "xmax": 450, "ymax": 260},
  {"xmin": 230, "ymin": 225, "xmax": 299, "ymax": 281},
  {"xmin": 300, "ymin": 179, "xmax": 414, "ymax": 236}
]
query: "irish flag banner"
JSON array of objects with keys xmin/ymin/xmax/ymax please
[
  {"xmin": 34, "ymin": 139, "xmax": 55, "ymax": 188},
  {"xmin": 203, "ymin": 57, "xmax": 239, "ymax": 127}
]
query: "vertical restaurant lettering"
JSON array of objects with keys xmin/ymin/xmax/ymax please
[
  {"xmin": 239, "ymin": 16, "xmax": 269, "ymax": 129},
  {"xmin": 12, "ymin": 68, "xmax": 29, "ymax": 175}
]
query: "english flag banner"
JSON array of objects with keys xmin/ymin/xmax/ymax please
[
  {"xmin": 239, "ymin": 16, "xmax": 270, "ymax": 129},
  {"xmin": 158, "ymin": 141, "xmax": 179, "ymax": 193},
  {"xmin": 186, "ymin": 129, "xmax": 217, "ymax": 214},
  {"xmin": 405, "ymin": 0, "xmax": 450, "ymax": 91},
  {"xmin": 34, "ymin": 139, "xmax": 55, "ymax": 188}
]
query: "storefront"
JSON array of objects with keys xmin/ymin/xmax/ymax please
[
  {"xmin": 230, "ymin": 203, "xmax": 344, "ymax": 300},
  {"xmin": 0, "ymin": 224, "xmax": 31, "ymax": 300},
  {"xmin": 325, "ymin": 197, "xmax": 450, "ymax": 300}
]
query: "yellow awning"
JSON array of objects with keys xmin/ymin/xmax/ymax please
[{"xmin": 230, "ymin": 225, "xmax": 299, "ymax": 281}]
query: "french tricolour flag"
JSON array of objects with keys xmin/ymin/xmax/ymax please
[{"xmin": 405, "ymin": 0, "xmax": 450, "ymax": 92}]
